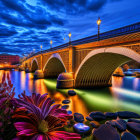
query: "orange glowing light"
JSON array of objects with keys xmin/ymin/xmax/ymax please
[
  {"xmin": 97, "ymin": 17, "xmax": 101, "ymax": 25},
  {"xmin": 68, "ymin": 32, "xmax": 71, "ymax": 38}
]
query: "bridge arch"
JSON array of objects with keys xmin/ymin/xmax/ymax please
[
  {"xmin": 43, "ymin": 53, "xmax": 67, "ymax": 78},
  {"xmin": 31, "ymin": 58, "xmax": 39, "ymax": 72},
  {"xmin": 75, "ymin": 47, "xmax": 140, "ymax": 88}
]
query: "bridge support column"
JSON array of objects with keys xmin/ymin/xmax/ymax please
[
  {"xmin": 57, "ymin": 46, "xmax": 75, "ymax": 89},
  {"xmin": 34, "ymin": 70, "xmax": 44, "ymax": 79},
  {"xmin": 25, "ymin": 67, "xmax": 32, "ymax": 73},
  {"xmin": 56, "ymin": 72, "xmax": 74, "ymax": 89}
]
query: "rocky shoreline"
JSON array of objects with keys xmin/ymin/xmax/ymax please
[{"xmin": 62, "ymin": 99, "xmax": 140, "ymax": 140}]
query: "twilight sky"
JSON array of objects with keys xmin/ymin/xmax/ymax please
[{"xmin": 0, "ymin": 0, "xmax": 139, "ymax": 57}]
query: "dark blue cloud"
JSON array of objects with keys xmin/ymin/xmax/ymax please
[
  {"xmin": 40, "ymin": 0, "xmax": 108, "ymax": 15},
  {"xmin": 0, "ymin": 25, "xmax": 18, "ymax": 37},
  {"xmin": 0, "ymin": 0, "xmax": 139, "ymax": 57}
]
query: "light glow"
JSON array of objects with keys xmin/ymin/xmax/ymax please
[
  {"xmin": 97, "ymin": 17, "xmax": 101, "ymax": 25},
  {"xmin": 111, "ymin": 87, "xmax": 140, "ymax": 99}
]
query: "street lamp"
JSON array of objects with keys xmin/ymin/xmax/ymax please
[
  {"xmin": 50, "ymin": 40, "xmax": 53, "ymax": 49},
  {"xmin": 40, "ymin": 45, "xmax": 42, "ymax": 52},
  {"xmin": 33, "ymin": 49, "xmax": 35, "ymax": 54},
  {"xmin": 68, "ymin": 32, "xmax": 71, "ymax": 45},
  {"xmin": 97, "ymin": 17, "xmax": 101, "ymax": 41}
]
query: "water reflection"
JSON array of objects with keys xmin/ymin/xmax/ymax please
[{"xmin": 1, "ymin": 70, "xmax": 140, "ymax": 117}]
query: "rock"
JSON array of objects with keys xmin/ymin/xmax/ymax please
[
  {"xmin": 114, "ymin": 119, "xmax": 127, "ymax": 132},
  {"xmin": 74, "ymin": 113, "xmax": 84, "ymax": 123},
  {"xmin": 67, "ymin": 110, "xmax": 72, "ymax": 115},
  {"xmin": 61, "ymin": 105, "xmax": 69, "ymax": 109},
  {"xmin": 89, "ymin": 111, "xmax": 106, "ymax": 121},
  {"xmin": 105, "ymin": 120, "xmax": 116, "ymax": 127},
  {"xmin": 117, "ymin": 111, "xmax": 140, "ymax": 119},
  {"xmin": 93, "ymin": 124, "xmax": 120, "ymax": 140},
  {"xmin": 73, "ymin": 123, "xmax": 90, "ymax": 134},
  {"xmin": 62, "ymin": 99, "xmax": 70, "ymax": 104},
  {"xmin": 68, "ymin": 90, "xmax": 76, "ymax": 96},
  {"xmin": 86, "ymin": 116, "xmax": 94, "ymax": 121},
  {"xmin": 128, "ymin": 119, "xmax": 140, "ymax": 123},
  {"xmin": 127, "ymin": 122, "xmax": 140, "ymax": 134},
  {"xmin": 121, "ymin": 131, "xmax": 137, "ymax": 140},
  {"xmin": 90, "ymin": 121, "xmax": 100, "ymax": 128},
  {"xmin": 104, "ymin": 112, "xmax": 117, "ymax": 119}
]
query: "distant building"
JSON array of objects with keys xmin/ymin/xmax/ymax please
[{"xmin": 0, "ymin": 54, "xmax": 20, "ymax": 65}]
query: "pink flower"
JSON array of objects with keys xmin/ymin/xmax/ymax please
[{"xmin": 13, "ymin": 93, "xmax": 81, "ymax": 140}]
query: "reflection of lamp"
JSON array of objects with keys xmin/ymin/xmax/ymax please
[
  {"xmin": 97, "ymin": 17, "xmax": 101, "ymax": 41},
  {"xmin": 68, "ymin": 32, "xmax": 71, "ymax": 45},
  {"xmin": 50, "ymin": 40, "xmax": 53, "ymax": 49}
]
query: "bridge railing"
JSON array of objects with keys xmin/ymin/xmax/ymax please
[
  {"xmin": 71, "ymin": 22, "xmax": 140, "ymax": 45},
  {"xmin": 22, "ymin": 22, "xmax": 140, "ymax": 62}
]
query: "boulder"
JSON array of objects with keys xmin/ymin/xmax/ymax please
[
  {"xmin": 128, "ymin": 119, "xmax": 140, "ymax": 123},
  {"xmin": 121, "ymin": 131, "xmax": 137, "ymax": 140},
  {"xmin": 117, "ymin": 111, "xmax": 140, "ymax": 119},
  {"xmin": 104, "ymin": 112, "xmax": 117, "ymax": 119},
  {"xmin": 89, "ymin": 111, "xmax": 106, "ymax": 121},
  {"xmin": 114, "ymin": 119, "xmax": 127, "ymax": 132},
  {"xmin": 105, "ymin": 120, "xmax": 116, "ymax": 127},
  {"xmin": 93, "ymin": 124, "xmax": 120, "ymax": 140},
  {"xmin": 74, "ymin": 113, "xmax": 84, "ymax": 123},
  {"xmin": 73, "ymin": 123, "xmax": 90, "ymax": 134},
  {"xmin": 68, "ymin": 90, "xmax": 76, "ymax": 96},
  {"xmin": 86, "ymin": 116, "xmax": 94, "ymax": 121},
  {"xmin": 127, "ymin": 122, "xmax": 140, "ymax": 134},
  {"xmin": 67, "ymin": 110, "xmax": 72, "ymax": 115},
  {"xmin": 61, "ymin": 105, "xmax": 69, "ymax": 109},
  {"xmin": 62, "ymin": 99, "xmax": 70, "ymax": 104},
  {"xmin": 90, "ymin": 121, "xmax": 100, "ymax": 128}
]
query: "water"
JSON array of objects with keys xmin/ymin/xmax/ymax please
[{"xmin": 1, "ymin": 70, "xmax": 140, "ymax": 117}]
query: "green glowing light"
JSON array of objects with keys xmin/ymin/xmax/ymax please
[
  {"xmin": 44, "ymin": 79, "xmax": 69, "ymax": 96},
  {"xmin": 43, "ymin": 79, "xmax": 140, "ymax": 114}
]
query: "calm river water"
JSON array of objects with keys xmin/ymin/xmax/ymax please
[{"xmin": 1, "ymin": 70, "xmax": 140, "ymax": 117}]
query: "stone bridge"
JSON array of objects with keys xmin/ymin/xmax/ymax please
[{"xmin": 22, "ymin": 22, "xmax": 140, "ymax": 88}]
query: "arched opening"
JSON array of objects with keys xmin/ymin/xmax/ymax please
[
  {"xmin": 31, "ymin": 60, "xmax": 38, "ymax": 72},
  {"xmin": 75, "ymin": 47, "xmax": 140, "ymax": 88},
  {"xmin": 44, "ymin": 57, "xmax": 66, "ymax": 78}
]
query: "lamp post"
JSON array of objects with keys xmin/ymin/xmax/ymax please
[
  {"xmin": 40, "ymin": 45, "xmax": 42, "ymax": 53},
  {"xmin": 33, "ymin": 49, "xmax": 35, "ymax": 54},
  {"xmin": 50, "ymin": 40, "xmax": 53, "ymax": 49},
  {"xmin": 68, "ymin": 32, "xmax": 71, "ymax": 46},
  {"xmin": 97, "ymin": 17, "xmax": 101, "ymax": 41}
]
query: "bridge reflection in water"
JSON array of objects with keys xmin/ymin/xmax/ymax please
[{"xmin": 1, "ymin": 70, "xmax": 140, "ymax": 117}]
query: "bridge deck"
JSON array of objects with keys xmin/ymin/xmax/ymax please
[{"xmin": 23, "ymin": 22, "xmax": 140, "ymax": 61}]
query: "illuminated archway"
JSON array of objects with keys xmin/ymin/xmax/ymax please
[
  {"xmin": 31, "ymin": 58, "xmax": 39, "ymax": 72},
  {"xmin": 75, "ymin": 47, "xmax": 140, "ymax": 88},
  {"xmin": 43, "ymin": 53, "xmax": 66, "ymax": 77}
]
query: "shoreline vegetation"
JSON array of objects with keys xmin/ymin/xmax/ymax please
[{"xmin": 0, "ymin": 72, "xmax": 140, "ymax": 140}]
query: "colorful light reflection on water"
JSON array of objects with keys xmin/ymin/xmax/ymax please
[{"xmin": 1, "ymin": 70, "xmax": 140, "ymax": 117}]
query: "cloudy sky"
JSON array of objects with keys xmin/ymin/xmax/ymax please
[{"xmin": 0, "ymin": 0, "xmax": 139, "ymax": 57}]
